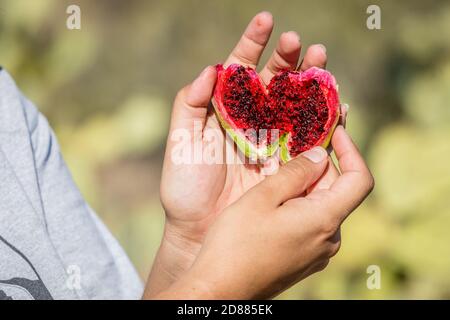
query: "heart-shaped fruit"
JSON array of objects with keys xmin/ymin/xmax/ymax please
[{"xmin": 212, "ymin": 64, "xmax": 340, "ymax": 162}]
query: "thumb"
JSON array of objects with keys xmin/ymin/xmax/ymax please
[
  {"xmin": 170, "ymin": 66, "xmax": 217, "ymax": 132},
  {"xmin": 245, "ymin": 147, "xmax": 329, "ymax": 208}
]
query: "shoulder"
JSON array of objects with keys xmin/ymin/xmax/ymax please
[
  {"xmin": 0, "ymin": 68, "xmax": 41, "ymax": 136},
  {"xmin": 0, "ymin": 68, "xmax": 53, "ymax": 164}
]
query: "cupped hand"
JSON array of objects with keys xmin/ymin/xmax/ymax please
[
  {"xmin": 154, "ymin": 126, "xmax": 374, "ymax": 299},
  {"xmin": 151, "ymin": 11, "xmax": 347, "ymax": 296},
  {"xmin": 161, "ymin": 11, "xmax": 338, "ymax": 237}
]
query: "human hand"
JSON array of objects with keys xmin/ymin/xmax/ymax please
[
  {"xmin": 152, "ymin": 126, "xmax": 374, "ymax": 299},
  {"xmin": 150, "ymin": 11, "xmax": 346, "ymax": 295}
]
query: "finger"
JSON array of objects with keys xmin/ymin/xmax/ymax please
[
  {"xmin": 170, "ymin": 66, "xmax": 217, "ymax": 132},
  {"xmin": 310, "ymin": 103, "xmax": 349, "ymax": 192},
  {"xmin": 243, "ymin": 146, "xmax": 328, "ymax": 209},
  {"xmin": 259, "ymin": 31, "xmax": 302, "ymax": 84},
  {"xmin": 340, "ymin": 103, "xmax": 349, "ymax": 128},
  {"xmin": 307, "ymin": 157, "xmax": 340, "ymax": 192},
  {"xmin": 310, "ymin": 103, "xmax": 348, "ymax": 191},
  {"xmin": 224, "ymin": 11, "xmax": 274, "ymax": 69},
  {"xmin": 299, "ymin": 44, "xmax": 327, "ymax": 71},
  {"xmin": 316, "ymin": 126, "xmax": 374, "ymax": 223},
  {"xmin": 325, "ymin": 103, "xmax": 348, "ymax": 154},
  {"xmin": 260, "ymin": 156, "xmax": 280, "ymax": 176}
]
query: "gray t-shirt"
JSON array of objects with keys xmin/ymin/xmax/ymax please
[{"xmin": 0, "ymin": 68, "xmax": 143, "ymax": 300}]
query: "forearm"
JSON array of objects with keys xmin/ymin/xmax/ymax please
[
  {"xmin": 143, "ymin": 222, "xmax": 202, "ymax": 298},
  {"xmin": 144, "ymin": 272, "xmax": 215, "ymax": 300},
  {"xmin": 145, "ymin": 255, "xmax": 250, "ymax": 300}
]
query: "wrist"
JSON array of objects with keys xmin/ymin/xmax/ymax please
[
  {"xmin": 152, "ymin": 258, "xmax": 252, "ymax": 300},
  {"xmin": 160, "ymin": 222, "xmax": 203, "ymax": 277},
  {"xmin": 148, "ymin": 271, "xmax": 216, "ymax": 300},
  {"xmin": 144, "ymin": 221, "xmax": 203, "ymax": 297},
  {"xmin": 163, "ymin": 219, "xmax": 204, "ymax": 252}
]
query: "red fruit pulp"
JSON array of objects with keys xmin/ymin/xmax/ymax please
[
  {"xmin": 214, "ymin": 64, "xmax": 340, "ymax": 159},
  {"xmin": 217, "ymin": 64, "xmax": 276, "ymax": 146}
]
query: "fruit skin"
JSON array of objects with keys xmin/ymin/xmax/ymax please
[
  {"xmin": 278, "ymin": 67, "xmax": 340, "ymax": 162},
  {"xmin": 212, "ymin": 64, "xmax": 340, "ymax": 162},
  {"xmin": 212, "ymin": 64, "xmax": 279, "ymax": 161},
  {"xmin": 213, "ymin": 103, "xmax": 280, "ymax": 161}
]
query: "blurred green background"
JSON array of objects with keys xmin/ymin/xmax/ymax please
[{"xmin": 1, "ymin": 0, "xmax": 449, "ymax": 299}]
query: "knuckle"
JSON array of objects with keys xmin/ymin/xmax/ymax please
[
  {"xmin": 320, "ymin": 216, "xmax": 340, "ymax": 236},
  {"xmin": 366, "ymin": 173, "xmax": 375, "ymax": 193},
  {"xmin": 277, "ymin": 176, "xmax": 294, "ymax": 194},
  {"xmin": 257, "ymin": 180, "xmax": 277, "ymax": 196},
  {"xmin": 358, "ymin": 169, "xmax": 375, "ymax": 195},
  {"xmin": 175, "ymin": 86, "xmax": 189, "ymax": 103},
  {"xmin": 316, "ymin": 259, "xmax": 330, "ymax": 272},
  {"xmin": 266, "ymin": 62, "xmax": 278, "ymax": 75},
  {"xmin": 231, "ymin": 50, "xmax": 254, "ymax": 67},
  {"xmin": 244, "ymin": 185, "xmax": 272, "ymax": 210},
  {"xmin": 328, "ymin": 241, "xmax": 341, "ymax": 258},
  {"xmin": 286, "ymin": 160, "xmax": 310, "ymax": 180}
]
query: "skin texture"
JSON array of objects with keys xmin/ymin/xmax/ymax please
[
  {"xmin": 154, "ymin": 130, "xmax": 374, "ymax": 299},
  {"xmin": 144, "ymin": 12, "xmax": 363, "ymax": 299}
]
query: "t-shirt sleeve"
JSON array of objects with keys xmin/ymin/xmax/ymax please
[{"xmin": 1, "ymin": 69, "xmax": 143, "ymax": 299}]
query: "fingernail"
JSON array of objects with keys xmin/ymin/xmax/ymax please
[
  {"xmin": 256, "ymin": 11, "xmax": 273, "ymax": 26},
  {"xmin": 317, "ymin": 44, "xmax": 327, "ymax": 53},
  {"xmin": 285, "ymin": 31, "xmax": 301, "ymax": 43},
  {"xmin": 342, "ymin": 103, "xmax": 349, "ymax": 112},
  {"xmin": 190, "ymin": 66, "xmax": 210, "ymax": 90},
  {"xmin": 302, "ymin": 146, "xmax": 327, "ymax": 163},
  {"xmin": 186, "ymin": 66, "xmax": 213, "ymax": 105},
  {"xmin": 197, "ymin": 66, "xmax": 210, "ymax": 80}
]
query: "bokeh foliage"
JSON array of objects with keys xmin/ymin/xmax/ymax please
[{"xmin": 1, "ymin": 0, "xmax": 449, "ymax": 299}]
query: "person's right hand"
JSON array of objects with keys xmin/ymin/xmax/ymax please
[
  {"xmin": 154, "ymin": 126, "xmax": 374, "ymax": 299},
  {"xmin": 150, "ymin": 11, "xmax": 341, "ymax": 297}
]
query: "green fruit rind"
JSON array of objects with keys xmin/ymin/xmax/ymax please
[
  {"xmin": 279, "ymin": 133, "xmax": 291, "ymax": 163},
  {"xmin": 212, "ymin": 64, "xmax": 340, "ymax": 163},
  {"xmin": 212, "ymin": 98, "xmax": 279, "ymax": 160},
  {"xmin": 279, "ymin": 107, "xmax": 340, "ymax": 163}
]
